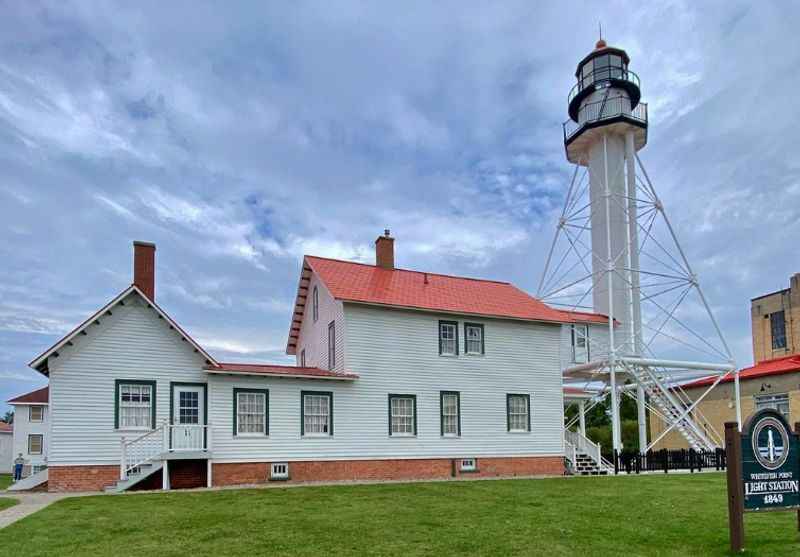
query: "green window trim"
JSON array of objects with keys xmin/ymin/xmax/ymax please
[
  {"xmin": 440, "ymin": 391, "xmax": 461, "ymax": 436},
  {"xmin": 388, "ymin": 394, "xmax": 418, "ymax": 436},
  {"xmin": 328, "ymin": 321, "xmax": 336, "ymax": 370},
  {"xmin": 464, "ymin": 322, "xmax": 485, "ymax": 355},
  {"xmin": 438, "ymin": 320, "xmax": 459, "ymax": 356},
  {"xmin": 301, "ymin": 390, "xmax": 334, "ymax": 436},
  {"xmin": 506, "ymin": 393, "xmax": 531, "ymax": 432},
  {"xmin": 233, "ymin": 388, "xmax": 269, "ymax": 436},
  {"xmin": 114, "ymin": 379, "xmax": 157, "ymax": 430}
]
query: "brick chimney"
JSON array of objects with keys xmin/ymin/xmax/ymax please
[
  {"xmin": 133, "ymin": 241, "xmax": 156, "ymax": 300},
  {"xmin": 375, "ymin": 229, "xmax": 394, "ymax": 270}
]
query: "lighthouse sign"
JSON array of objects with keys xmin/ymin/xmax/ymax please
[{"xmin": 740, "ymin": 409, "xmax": 799, "ymax": 511}]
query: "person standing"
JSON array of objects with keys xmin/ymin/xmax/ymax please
[{"xmin": 13, "ymin": 453, "xmax": 25, "ymax": 482}]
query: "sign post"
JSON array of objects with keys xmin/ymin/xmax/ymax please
[{"xmin": 725, "ymin": 410, "xmax": 800, "ymax": 553}]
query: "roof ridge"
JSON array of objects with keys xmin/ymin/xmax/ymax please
[{"xmin": 305, "ymin": 255, "xmax": 512, "ymax": 285}]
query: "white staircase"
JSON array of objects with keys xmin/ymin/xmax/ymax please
[
  {"xmin": 109, "ymin": 420, "xmax": 211, "ymax": 493},
  {"xmin": 627, "ymin": 365, "xmax": 717, "ymax": 451},
  {"xmin": 105, "ymin": 461, "xmax": 164, "ymax": 493},
  {"xmin": 564, "ymin": 429, "xmax": 612, "ymax": 476}
]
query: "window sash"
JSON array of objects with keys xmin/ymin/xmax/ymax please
[
  {"xmin": 29, "ymin": 406, "xmax": 44, "ymax": 422},
  {"xmin": 441, "ymin": 392, "xmax": 460, "ymax": 436},
  {"xmin": 303, "ymin": 393, "xmax": 331, "ymax": 435},
  {"xmin": 439, "ymin": 322, "xmax": 458, "ymax": 356},
  {"xmin": 119, "ymin": 384, "xmax": 153, "ymax": 429},
  {"xmin": 465, "ymin": 324, "xmax": 483, "ymax": 355},
  {"xmin": 28, "ymin": 434, "xmax": 43, "ymax": 455},
  {"xmin": 237, "ymin": 392, "xmax": 266, "ymax": 435},
  {"xmin": 755, "ymin": 394, "xmax": 790, "ymax": 419},
  {"xmin": 771, "ymin": 311, "xmax": 787, "ymax": 349},
  {"xmin": 390, "ymin": 396, "xmax": 416, "ymax": 435},
  {"xmin": 508, "ymin": 395, "xmax": 530, "ymax": 432}
]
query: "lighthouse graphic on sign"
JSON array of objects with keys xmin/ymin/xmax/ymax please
[{"xmin": 540, "ymin": 39, "xmax": 739, "ymax": 454}]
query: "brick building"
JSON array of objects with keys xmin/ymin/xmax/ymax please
[
  {"xmin": 650, "ymin": 272, "xmax": 800, "ymax": 450},
  {"xmin": 751, "ymin": 273, "xmax": 800, "ymax": 363}
]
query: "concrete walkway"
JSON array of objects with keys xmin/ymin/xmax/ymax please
[{"xmin": 0, "ymin": 491, "xmax": 93, "ymax": 529}]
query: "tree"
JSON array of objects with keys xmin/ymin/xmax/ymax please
[{"xmin": 2, "ymin": 410, "xmax": 13, "ymax": 424}]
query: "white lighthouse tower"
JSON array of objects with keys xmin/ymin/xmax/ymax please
[{"xmin": 540, "ymin": 40, "xmax": 740, "ymax": 455}]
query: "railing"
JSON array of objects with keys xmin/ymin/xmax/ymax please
[
  {"xmin": 612, "ymin": 448, "xmax": 726, "ymax": 475},
  {"xmin": 565, "ymin": 429, "xmax": 606, "ymax": 471},
  {"xmin": 120, "ymin": 420, "xmax": 212, "ymax": 480},
  {"xmin": 168, "ymin": 424, "xmax": 211, "ymax": 452},
  {"xmin": 120, "ymin": 422, "xmax": 166, "ymax": 480},
  {"xmin": 563, "ymin": 97, "xmax": 648, "ymax": 143},
  {"xmin": 568, "ymin": 68, "xmax": 641, "ymax": 107},
  {"xmin": 564, "ymin": 438, "xmax": 578, "ymax": 474}
]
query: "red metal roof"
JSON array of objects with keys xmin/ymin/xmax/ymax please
[
  {"xmin": 681, "ymin": 355, "xmax": 800, "ymax": 389},
  {"xmin": 8, "ymin": 386, "xmax": 49, "ymax": 404},
  {"xmin": 307, "ymin": 256, "xmax": 607, "ymax": 323},
  {"xmin": 0, "ymin": 422, "xmax": 12, "ymax": 432},
  {"xmin": 206, "ymin": 362, "xmax": 358, "ymax": 380}
]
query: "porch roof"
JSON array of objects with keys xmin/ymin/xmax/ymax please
[{"xmin": 205, "ymin": 362, "xmax": 359, "ymax": 381}]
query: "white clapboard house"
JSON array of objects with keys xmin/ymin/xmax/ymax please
[
  {"xmin": 24, "ymin": 235, "xmax": 608, "ymax": 492},
  {"xmin": 5, "ymin": 386, "xmax": 49, "ymax": 486}
]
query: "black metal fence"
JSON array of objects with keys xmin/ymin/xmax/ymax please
[{"xmin": 612, "ymin": 448, "xmax": 726, "ymax": 475}]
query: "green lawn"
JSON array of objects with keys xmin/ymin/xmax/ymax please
[
  {"xmin": 0, "ymin": 474, "xmax": 798, "ymax": 556},
  {"xmin": 0, "ymin": 474, "xmax": 12, "ymax": 491},
  {"xmin": 0, "ymin": 497, "xmax": 18, "ymax": 511}
]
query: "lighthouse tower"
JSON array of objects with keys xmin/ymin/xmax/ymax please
[{"xmin": 540, "ymin": 40, "xmax": 739, "ymax": 456}]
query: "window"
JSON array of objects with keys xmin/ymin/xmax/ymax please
[
  {"xmin": 302, "ymin": 391, "xmax": 333, "ymax": 436},
  {"xmin": 115, "ymin": 380, "xmax": 156, "ymax": 430},
  {"xmin": 389, "ymin": 394, "xmax": 417, "ymax": 436},
  {"xmin": 459, "ymin": 458, "xmax": 477, "ymax": 472},
  {"xmin": 300, "ymin": 349, "xmax": 306, "ymax": 367},
  {"xmin": 439, "ymin": 321, "xmax": 458, "ymax": 356},
  {"xmin": 28, "ymin": 434, "xmax": 43, "ymax": 455},
  {"xmin": 571, "ymin": 324, "xmax": 589, "ymax": 363},
  {"xmin": 270, "ymin": 462, "xmax": 289, "ymax": 480},
  {"xmin": 507, "ymin": 394, "xmax": 531, "ymax": 432},
  {"xmin": 312, "ymin": 286, "xmax": 319, "ymax": 322},
  {"xmin": 755, "ymin": 393, "xmax": 790, "ymax": 420},
  {"xmin": 464, "ymin": 323, "xmax": 484, "ymax": 355},
  {"xmin": 327, "ymin": 321, "xmax": 336, "ymax": 369},
  {"xmin": 771, "ymin": 311, "xmax": 787, "ymax": 350},
  {"xmin": 440, "ymin": 391, "xmax": 461, "ymax": 437},
  {"xmin": 29, "ymin": 406, "xmax": 44, "ymax": 422},
  {"xmin": 234, "ymin": 389, "xmax": 268, "ymax": 436}
]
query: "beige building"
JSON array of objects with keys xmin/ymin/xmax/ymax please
[
  {"xmin": 751, "ymin": 273, "xmax": 800, "ymax": 363},
  {"xmin": 650, "ymin": 272, "xmax": 800, "ymax": 450}
]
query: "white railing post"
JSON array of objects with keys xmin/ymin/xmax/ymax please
[
  {"xmin": 597, "ymin": 443, "xmax": 602, "ymax": 469},
  {"xmin": 206, "ymin": 423, "xmax": 212, "ymax": 452},
  {"xmin": 120, "ymin": 437, "xmax": 127, "ymax": 480},
  {"xmin": 162, "ymin": 419, "xmax": 169, "ymax": 453}
]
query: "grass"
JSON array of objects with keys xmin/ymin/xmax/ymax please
[
  {"xmin": 0, "ymin": 497, "xmax": 18, "ymax": 511},
  {"xmin": 0, "ymin": 474, "xmax": 12, "ymax": 491},
  {"xmin": 0, "ymin": 474, "xmax": 798, "ymax": 556}
]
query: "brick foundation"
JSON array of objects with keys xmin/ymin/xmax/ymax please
[
  {"xmin": 213, "ymin": 456, "xmax": 563, "ymax": 487},
  {"xmin": 49, "ymin": 456, "xmax": 563, "ymax": 492},
  {"xmin": 48, "ymin": 465, "xmax": 119, "ymax": 492}
]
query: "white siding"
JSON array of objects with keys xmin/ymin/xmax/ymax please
[
  {"xmin": 210, "ymin": 304, "xmax": 564, "ymax": 462},
  {"xmin": 10, "ymin": 404, "xmax": 48, "ymax": 470},
  {"xmin": 0, "ymin": 432, "xmax": 11, "ymax": 473},
  {"xmin": 295, "ymin": 272, "xmax": 346, "ymax": 372},
  {"xmin": 48, "ymin": 294, "xmax": 208, "ymax": 465}
]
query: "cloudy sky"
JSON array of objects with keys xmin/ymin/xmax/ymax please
[{"xmin": 1, "ymin": 1, "xmax": 798, "ymax": 412}]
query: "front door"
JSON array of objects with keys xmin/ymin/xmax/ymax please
[{"xmin": 172, "ymin": 385, "xmax": 205, "ymax": 451}]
